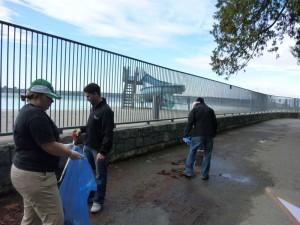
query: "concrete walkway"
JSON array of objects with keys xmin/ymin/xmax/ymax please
[
  {"xmin": 88, "ymin": 118, "xmax": 300, "ymax": 225},
  {"xmin": 1, "ymin": 118, "xmax": 300, "ymax": 225}
]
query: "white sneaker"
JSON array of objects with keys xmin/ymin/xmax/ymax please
[{"xmin": 91, "ymin": 203, "xmax": 102, "ymax": 213}]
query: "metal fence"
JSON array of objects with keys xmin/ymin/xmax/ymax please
[{"xmin": 0, "ymin": 20, "xmax": 299, "ymax": 136}]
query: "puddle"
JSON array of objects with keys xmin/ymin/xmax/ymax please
[{"xmin": 219, "ymin": 173, "xmax": 250, "ymax": 183}]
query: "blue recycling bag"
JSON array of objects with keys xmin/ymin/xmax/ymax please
[
  {"xmin": 59, "ymin": 146, "xmax": 97, "ymax": 225},
  {"xmin": 183, "ymin": 137, "xmax": 191, "ymax": 145}
]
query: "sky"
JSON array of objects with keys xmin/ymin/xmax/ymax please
[{"xmin": 0, "ymin": 0, "xmax": 299, "ymax": 98}]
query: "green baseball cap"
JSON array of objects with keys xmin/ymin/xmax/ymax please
[{"xmin": 28, "ymin": 79, "xmax": 61, "ymax": 99}]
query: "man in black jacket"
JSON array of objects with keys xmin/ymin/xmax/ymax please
[
  {"xmin": 77, "ymin": 83, "xmax": 114, "ymax": 213},
  {"xmin": 183, "ymin": 97, "xmax": 218, "ymax": 180}
]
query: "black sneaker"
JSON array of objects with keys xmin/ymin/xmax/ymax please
[
  {"xmin": 201, "ymin": 175, "xmax": 209, "ymax": 180},
  {"xmin": 184, "ymin": 173, "xmax": 193, "ymax": 178}
]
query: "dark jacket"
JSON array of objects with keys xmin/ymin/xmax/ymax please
[
  {"xmin": 80, "ymin": 98, "xmax": 114, "ymax": 156},
  {"xmin": 183, "ymin": 103, "xmax": 218, "ymax": 137}
]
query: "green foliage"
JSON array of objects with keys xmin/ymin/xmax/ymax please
[{"xmin": 210, "ymin": 0, "xmax": 300, "ymax": 78}]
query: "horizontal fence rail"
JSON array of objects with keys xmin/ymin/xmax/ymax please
[{"xmin": 0, "ymin": 20, "xmax": 300, "ymax": 136}]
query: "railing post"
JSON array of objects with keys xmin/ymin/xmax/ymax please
[
  {"xmin": 152, "ymin": 95, "xmax": 159, "ymax": 120},
  {"xmin": 187, "ymin": 97, "xmax": 191, "ymax": 111}
]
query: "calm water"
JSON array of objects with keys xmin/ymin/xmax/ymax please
[
  {"xmin": 1, "ymin": 92, "xmax": 263, "ymax": 113},
  {"xmin": 0, "ymin": 93, "xmax": 190, "ymax": 111},
  {"xmin": 0, "ymin": 93, "xmax": 91, "ymax": 110}
]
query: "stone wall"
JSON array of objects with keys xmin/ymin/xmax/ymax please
[{"xmin": 0, "ymin": 112, "xmax": 299, "ymax": 195}]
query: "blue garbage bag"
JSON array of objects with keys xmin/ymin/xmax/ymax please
[
  {"xmin": 59, "ymin": 146, "xmax": 97, "ymax": 225},
  {"xmin": 183, "ymin": 137, "xmax": 191, "ymax": 145}
]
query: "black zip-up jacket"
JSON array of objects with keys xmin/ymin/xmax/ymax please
[
  {"xmin": 183, "ymin": 103, "xmax": 218, "ymax": 138},
  {"xmin": 80, "ymin": 98, "xmax": 114, "ymax": 156}
]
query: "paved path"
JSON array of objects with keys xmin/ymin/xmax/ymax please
[
  {"xmin": 1, "ymin": 118, "xmax": 300, "ymax": 225},
  {"xmin": 89, "ymin": 118, "xmax": 300, "ymax": 225}
]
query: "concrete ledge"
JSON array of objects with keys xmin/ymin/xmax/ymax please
[{"xmin": 0, "ymin": 111, "xmax": 299, "ymax": 195}]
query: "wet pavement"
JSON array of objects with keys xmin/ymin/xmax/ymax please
[
  {"xmin": 1, "ymin": 118, "xmax": 300, "ymax": 225},
  {"xmin": 89, "ymin": 118, "xmax": 300, "ymax": 225}
]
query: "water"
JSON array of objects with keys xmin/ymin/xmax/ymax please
[
  {"xmin": 0, "ymin": 92, "xmax": 254, "ymax": 113},
  {"xmin": 219, "ymin": 173, "xmax": 251, "ymax": 183},
  {"xmin": 0, "ymin": 92, "xmax": 189, "ymax": 111},
  {"xmin": 0, "ymin": 93, "xmax": 90, "ymax": 110}
]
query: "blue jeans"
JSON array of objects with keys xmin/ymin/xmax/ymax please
[
  {"xmin": 83, "ymin": 146, "xmax": 108, "ymax": 205},
  {"xmin": 185, "ymin": 136, "xmax": 214, "ymax": 178}
]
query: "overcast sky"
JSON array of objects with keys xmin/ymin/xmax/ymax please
[{"xmin": 0, "ymin": 0, "xmax": 299, "ymax": 98}]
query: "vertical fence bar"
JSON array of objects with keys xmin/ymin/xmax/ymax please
[
  {"xmin": 35, "ymin": 32, "xmax": 38, "ymax": 80},
  {"xmin": 41, "ymin": 34, "xmax": 44, "ymax": 78},
  {"xmin": 5, "ymin": 25, "xmax": 9, "ymax": 132},
  {"xmin": 78, "ymin": 45, "xmax": 83, "ymax": 125},
  {"xmin": 12, "ymin": 27, "xmax": 16, "ymax": 131},
  {"xmin": 0, "ymin": 24, "xmax": 3, "ymax": 133},
  {"xmin": 50, "ymin": 37, "xmax": 54, "ymax": 117},
  {"xmin": 70, "ymin": 42, "xmax": 75, "ymax": 127},
  {"xmin": 17, "ymin": 28, "xmax": 22, "ymax": 116}
]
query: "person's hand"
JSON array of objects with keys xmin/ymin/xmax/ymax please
[
  {"xmin": 72, "ymin": 130, "xmax": 78, "ymax": 140},
  {"xmin": 72, "ymin": 130, "xmax": 80, "ymax": 144},
  {"xmin": 64, "ymin": 143, "xmax": 83, "ymax": 160},
  {"xmin": 64, "ymin": 143, "xmax": 74, "ymax": 150},
  {"xmin": 75, "ymin": 130, "xmax": 81, "ymax": 137},
  {"xmin": 70, "ymin": 150, "xmax": 83, "ymax": 160},
  {"xmin": 96, "ymin": 153, "xmax": 105, "ymax": 161}
]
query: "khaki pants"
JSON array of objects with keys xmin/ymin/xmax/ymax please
[{"xmin": 11, "ymin": 164, "xmax": 64, "ymax": 225}]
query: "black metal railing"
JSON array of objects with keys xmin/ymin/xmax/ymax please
[{"xmin": 0, "ymin": 20, "xmax": 299, "ymax": 136}]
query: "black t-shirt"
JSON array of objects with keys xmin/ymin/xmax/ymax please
[{"xmin": 13, "ymin": 104, "xmax": 60, "ymax": 172}]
